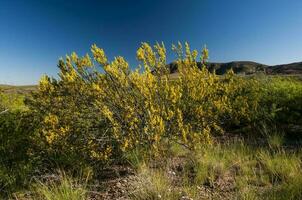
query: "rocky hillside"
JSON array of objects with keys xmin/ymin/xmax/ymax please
[
  {"xmin": 0, "ymin": 85, "xmax": 36, "ymax": 94},
  {"xmin": 168, "ymin": 61, "xmax": 302, "ymax": 75}
]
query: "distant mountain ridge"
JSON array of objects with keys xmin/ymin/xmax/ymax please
[
  {"xmin": 168, "ymin": 61, "xmax": 302, "ymax": 75},
  {"xmin": 0, "ymin": 85, "xmax": 36, "ymax": 94}
]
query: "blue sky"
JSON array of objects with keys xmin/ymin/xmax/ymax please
[{"xmin": 1, "ymin": 0, "xmax": 302, "ymax": 85}]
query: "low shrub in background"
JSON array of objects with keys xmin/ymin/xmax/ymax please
[
  {"xmin": 0, "ymin": 89, "xmax": 4, "ymax": 112},
  {"xmin": 259, "ymin": 76, "xmax": 302, "ymax": 133},
  {"xmin": 0, "ymin": 89, "xmax": 27, "ymax": 112},
  {"xmin": 0, "ymin": 110, "xmax": 38, "ymax": 195}
]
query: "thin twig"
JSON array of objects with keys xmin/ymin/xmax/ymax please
[{"xmin": 0, "ymin": 109, "xmax": 9, "ymax": 115}]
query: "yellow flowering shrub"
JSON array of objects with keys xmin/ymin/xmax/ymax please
[
  {"xmin": 27, "ymin": 42, "xmax": 261, "ymax": 165},
  {"xmin": 26, "ymin": 56, "xmax": 113, "ymax": 166}
]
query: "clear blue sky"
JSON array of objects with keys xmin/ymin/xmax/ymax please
[{"xmin": 1, "ymin": 0, "xmax": 302, "ymax": 85}]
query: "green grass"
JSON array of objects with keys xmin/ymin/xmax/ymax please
[
  {"xmin": 33, "ymin": 176, "xmax": 87, "ymax": 200},
  {"xmin": 125, "ymin": 139, "xmax": 302, "ymax": 200},
  {"xmin": 13, "ymin": 171, "xmax": 89, "ymax": 200}
]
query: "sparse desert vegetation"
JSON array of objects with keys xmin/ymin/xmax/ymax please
[{"xmin": 1, "ymin": 43, "xmax": 302, "ymax": 199}]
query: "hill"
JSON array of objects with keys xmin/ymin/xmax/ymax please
[
  {"xmin": 168, "ymin": 61, "xmax": 302, "ymax": 75},
  {"xmin": 267, "ymin": 61, "xmax": 302, "ymax": 74},
  {"xmin": 0, "ymin": 84, "xmax": 36, "ymax": 94}
]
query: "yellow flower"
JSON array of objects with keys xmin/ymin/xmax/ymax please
[{"xmin": 91, "ymin": 44, "xmax": 108, "ymax": 65}]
